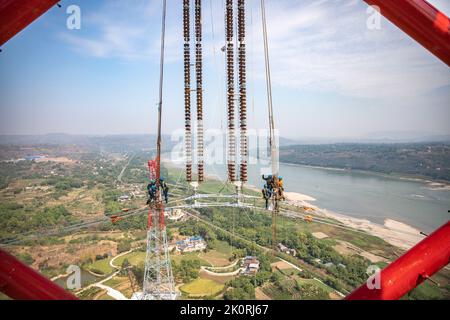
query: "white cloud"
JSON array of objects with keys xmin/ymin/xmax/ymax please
[
  {"xmin": 60, "ymin": 0, "xmax": 166, "ymax": 61},
  {"xmin": 60, "ymin": 0, "xmax": 449, "ymax": 100},
  {"xmin": 249, "ymin": 0, "xmax": 450, "ymax": 99}
]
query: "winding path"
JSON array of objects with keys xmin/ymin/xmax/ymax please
[
  {"xmin": 200, "ymin": 260, "xmax": 243, "ymax": 277},
  {"xmin": 76, "ymin": 249, "xmax": 133, "ymax": 300}
]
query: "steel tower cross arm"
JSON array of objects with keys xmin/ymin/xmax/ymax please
[
  {"xmin": 363, "ymin": 0, "xmax": 450, "ymax": 66},
  {"xmin": 0, "ymin": 0, "xmax": 60, "ymax": 46},
  {"xmin": 346, "ymin": 221, "xmax": 450, "ymax": 300},
  {"xmin": 0, "ymin": 248, "xmax": 78, "ymax": 300}
]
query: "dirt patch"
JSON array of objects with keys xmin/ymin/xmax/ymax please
[
  {"xmin": 255, "ymin": 287, "xmax": 272, "ymax": 300},
  {"xmin": 270, "ymin": 260, "xmax": 293, "ymax": 271},
  {"xmin": 93, "ymin": 289, "xmax": 108, "ymax": 300},
  {"xmin": 312, "ymin": 232, "xmax": 329, "ymax": 239},
  {"xmin": 333, "ymin": 240, "xmax": 389, "ymax": 263},
  {"xmin": 14, "ymin": 240, "xmax": 118, "ymax": 271},
  {"xmin": 35, "ymin": 157, "xmax": 75, "ymax": 164},
  {"xmin": 199, "ymin": 250, "xmax": 231, "ymax": 267},
  {"xmin": 199, "ymin": 270, "xmax": 235, "ymax": 285},
  {"xmin": 329, "ymin": 292, "xmax": 342, "ymax": 300}
]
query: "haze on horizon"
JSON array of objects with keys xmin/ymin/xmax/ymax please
[{"xmin": 0, "ymin": 0, "xmax": 449, "ymax": 141}]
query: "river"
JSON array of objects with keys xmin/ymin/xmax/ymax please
[{"xmin": 202, "ymin": 161, "xmax": 450, "ymax": 234}]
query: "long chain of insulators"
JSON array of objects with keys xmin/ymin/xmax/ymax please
[
  {"xmin": 238, "ymin": 0, "xmax": 247, "ymax": 183},
  {"xmin": 195, "ymin": 0, "xmax": 204, "ymax": 183},
  {"xmin": 226, "ymin": 0, "xmax": 236, "ymax": 182},
  {"xmin": 183, "ymin": 0, "xmax": 192, "ymax": 182}
]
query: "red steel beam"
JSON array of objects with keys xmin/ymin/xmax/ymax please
[
  {"xmin": 363, "ymin": 0, "xmax": 450, "ymax": 66},
  {"xmin": 346, "ymin": 221, "xmax": 450, "ymax": 300},
  {"xmin": 0, "ymin": 249, "xmax": 78, "ymax": 300},
  {"xmin": 0, "ymin": 0, "xmax": 60, "ymax": 46}
]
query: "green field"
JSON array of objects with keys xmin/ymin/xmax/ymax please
[
  {"xmin": 179, "ymin": 278, "xmax": 224, "ymax": 297},
  {"xmin": 297, "ymin": 278, "xmax": 334, "ymax": 293},
  {"xmin": 85, "ymin": 257, "xmax": 114, "ymax": 275},
  {"xmin": 115, "ymin": 251, "xmax": 146, "ymax": 267},
  {"xmin": 171, "ymin": 252, "xmax": 212, "ymax": 267}
]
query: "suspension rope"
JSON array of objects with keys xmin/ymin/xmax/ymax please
[
  {"xmin": 155, "ymin": 0, "xmax": 167, "ymax": 230},
  {"xmin": 260, "ymin": 0, "xmax": 276, "ymax": 175},
  {"xmin": 260, "ymin": 0, "xmax": 279, "ymax": 252}
]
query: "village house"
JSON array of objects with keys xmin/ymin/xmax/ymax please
[
  {"xmin": 241, "ymin": 256, "xmax": 260, "ymax": 275},
  {"xmin": 176, "ymin": 236, "xmax": 207, "ymax": 253},
  {"xmin": 277, "ymin": 243, "xmax": 297, "ymax": 256},
  {"xmin": 166, "ymin": 209, "xmax": 186, "ymax": 222}
]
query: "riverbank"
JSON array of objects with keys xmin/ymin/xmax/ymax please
[
  {"xmin": 283, "ymin": 191, "xmax": 425, "ymax": 250},
  {"xmin": 162, "ymin": 157, "xmax": 439, "ymax": 250},
  {"xmin": 281, "ymin": 161, "xmax": 450, "ymax": 189}
]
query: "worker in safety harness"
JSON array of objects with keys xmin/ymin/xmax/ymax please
[
  {"xmin": 160, "ymin": 178, "xmax": 169, "ymax": 204},
  {"xmin": 277, "ymin": 176, "xmax": 285, "ymax": 201},
  {"xmin": 262, "ymin": 184, "xmax": 271, "ymax": 209},
  {"xmin": 262, "ymin": 174, "xmax": 275, "ymax": 191},
  {"xmin": 146, "ymin": 179, "xmax": 157, "ymax": 204}
]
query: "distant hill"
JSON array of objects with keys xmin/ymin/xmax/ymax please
[
  {"xmin": 0, "ymin": 134, "xmax": 176, "ymax": 153},
  {"xmin": 280, "ymin": 142, "xmax": 450, "ymax": 182}
]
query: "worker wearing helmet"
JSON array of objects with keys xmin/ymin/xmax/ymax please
[
  {"xmin": 160, "ymin": 178, "xmax": 169, "ymax": 204},
  {"xmin": 277, "ymin": 176, "xmax": 285, "ymax": 201},
  {"xmin": 147, "ymin": 179, "xmax": 157, "ymax": 204},
  {"xmin": 262, "ymin": 174, "xmax": 275, "ymax": 192}
]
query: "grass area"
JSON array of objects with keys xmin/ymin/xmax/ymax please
[
  {"xmin": 103, "ymin": 276, "xmax": 127, "ymax": 288},
  {"xmin": 405, "ymin": 280, "xmax": 448, "ymax": 300},
  {"xmin": 200, "ymin": 250, "xmax": 232, "ymax": 267},
  {"xmin": 114, "ymin": 251, "xmax": 146, "ymax": 267},
  {"xmin": 114, "ymin": 249, "xmax": 215, "ymax": 270},
  {"xmin": 277, "ymin": 266, "xmax": 333, "ymax": 293},
  {"xmin": 278, "ymin": 212, "xmax": 399, "ymax": 260},
  {"xmin": 98, "ymin": 293, "xmax": 115, "ymax": 300},
  {"xmin": 77, "ymin": 287, "xmax": 104, "ymax": 300},
  {"xmin": 297, "ymin": 278, "xmax": 334, "ymax": 294},
  {"xmin": 198, "ymin": 240, "xmax": 235, "ymax": 267},
  {"xmin": 103, "ymin": 276, "xmax": 136, "ymax": 299},
  {"xmin": 278, "ymin": 268, "xmax": 301, "ymax": 277},
  {"xmin": 172, "ymin": 252, "xmax": 212, "ymax": 267},
  {"xmin": 85, "ymin": 257, "xmax": 114, "ymax": 275},
  {"xmin": 179, "ymin": 278, "xmax": 225, "ymax": 297},
  {"xmin": 198, "ymin": 181, "xmax": 233, "ymax": 195},
  {"xmin": 211, "ymin": 240, "xmax": 234, "ymax": 254}
]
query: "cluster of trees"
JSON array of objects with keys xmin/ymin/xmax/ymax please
[
  {"xmin": 95, "ymin": 253, "xmax": 109, "ymax": 261},
  {"xmin": 0, "ymin": 161, "xmax": 33, "ymax": 189},
  {"xmin": 117, "ymin": 239, "xmax": 132, "ymax": 253},
  {"xmin": 16, "ymin": 252, "xmax": 35, "ymax": 265},
  {"xmin": 282, "ymin": 232, "xmax": 370, "ymax": 288},
  {"xmin": 267, "ymin": 272, "xmax": 329, "ymax": 300},
  {"xmin": 42, "ymin": 177, "xmax": 83, "ymax": 191},
  {"xmin": 224, "ymin": 277, "xmax": 256, "ymax": 300},
  {"xmin": 280, "ymin": 143, "xmax": 450, "ymax": 181},
  {"xmin": 190, "ymin": 207, "xmax": 370, "ymax": 290},
  {"xmin": 173, "ymin": 259, "xmax": 202, "ymax": 283},
  {"xmin": 0, "ymin": 203, "xmax": 76, "ymax": 239}
]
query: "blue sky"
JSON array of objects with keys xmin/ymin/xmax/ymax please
[{"xmin": 0, "ymin": 0, "xmax": 449, "ymax": 140}]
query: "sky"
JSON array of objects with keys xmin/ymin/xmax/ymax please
[{"xmin": 0, "ymin": 0, "xmax": 449, "ymax": 140}]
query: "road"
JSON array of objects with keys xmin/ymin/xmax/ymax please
[{"xmin": 117, "ymin": 154, "xmax": 135, "ymax": 183}]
